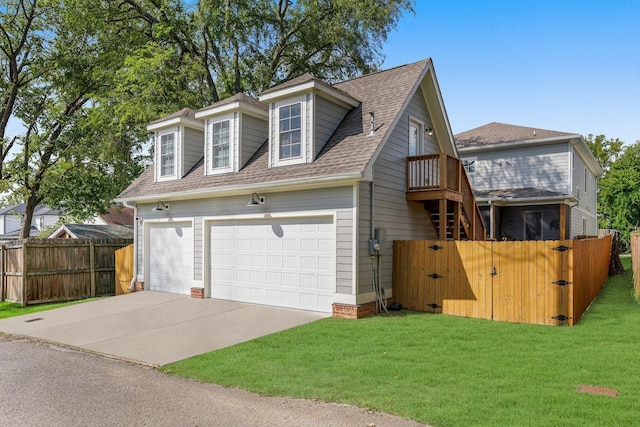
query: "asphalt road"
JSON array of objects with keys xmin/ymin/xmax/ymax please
[{"xmin": 0, "ymin": 334, "xmax": 427, "ymax": 427}]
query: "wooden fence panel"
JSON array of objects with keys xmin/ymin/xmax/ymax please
[
  {"xmin": 1, "ymin": 238, "xmax": 132, "ymax": 305},
  {"xmin": 632, "ymin": 232, "xmax": 640, "ymax": 297},
  {"xmin": 392, "ymin": 237, "xmax": 610, "ymax": 326},
  {"xmin": 115, "ymin": 244, "xmax": 134, "ymax": 295},
  {"xmin": 572, "ymin": 235, "xmax": 611, "ymax": 323}
]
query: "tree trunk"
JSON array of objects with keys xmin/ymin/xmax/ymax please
[
  {"xmin": 600, "ymin": 229, "xmax": 624, "ymax": 276},
  {"xmin": 20, "ymin": 196, "xmax": 39, "ymax": 239}
]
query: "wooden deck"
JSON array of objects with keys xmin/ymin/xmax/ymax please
[{"xmin": 406, "ymin": 153, "xmax": 485, "ymax": 240}]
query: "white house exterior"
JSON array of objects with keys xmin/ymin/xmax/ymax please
[
  {"xmin": 0, "ymin": 204, "xmax": 61, "ymax": 237},
  {"xmin": 455, "ymin": 122, "xmax": 603, "ymax": 240},
  {"xmin": 117, "ymin": 59, "xmax": 472, "ymax": 317}
]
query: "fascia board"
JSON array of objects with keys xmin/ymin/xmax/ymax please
[
  {"xmin": 458, "ymin": 135, "xmax": 581, "ymax": 154},
  {"xmin": 114, "ymin": 172, "xmax": 364, "ymax": 204},
  {"xmin": 195, "ymin": 101, "xmax": 268, "ymax": 120},
  {"xmin": 147, "ymin": 117, "xmax": 204, "ymax": 131},
  {"xmin": 259, "ymin": 81, "xmax": 359, "ymax": 108},
  {"xmin": 478, "ymin": 194, "xmax": 577, "ymax": 206}
]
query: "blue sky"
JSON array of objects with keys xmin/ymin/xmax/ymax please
[{"xmin": 382, "ymin": 0, "xmax": 640, "ymax": 144}]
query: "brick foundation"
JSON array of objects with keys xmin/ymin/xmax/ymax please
[
  {"xmin": 134, "ymin": 281, "xmax": 144, "ymax": 291},
  {"xmin": 190, "ymin": 287, "xmax": 205, "ymax": 299},
  {"xmin": 332, "ymin": 299, "xmax": 395, "ymax": 319}
]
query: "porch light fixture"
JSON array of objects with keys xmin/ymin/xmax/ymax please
[
  {"xmin": 246, "ymin": 193, "xmax": 266, "ymax": 207},
  {"xmin": 152, "ymin": 201, "xmax": 169, "ymax": 212},
  {"xmin": 425, "ymin": 127, "xmax": 434, "ymax": 136}
]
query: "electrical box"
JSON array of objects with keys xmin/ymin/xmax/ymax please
[
  {"xmin": 374, "ymin": 228, "xmax": 386, "ymax": 255},
  {"xmin": 368, "ymin": 238, "xmax": 378, "ymax": 256}
]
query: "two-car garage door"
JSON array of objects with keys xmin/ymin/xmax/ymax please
[{"xmin": 209, "ymin": 217, "xmax": 335, "ymax": 313}]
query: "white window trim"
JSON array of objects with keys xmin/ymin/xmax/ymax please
[
  {"xmin": 156, "ymin": 127, "xmax": 179, "ymax": 182},
  {"xmin": 273, "ymin": 96, "xmax": 307, "ymax": 167},
  {"xmin": 205, "ymin": 113, "xmax": 236, "ymax": 175},
  {"xmin": 408, "ymin": 117, "xmax": 424, "ymax": 157}
]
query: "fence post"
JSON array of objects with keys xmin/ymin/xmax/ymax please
[
  {"xmin": 21, "ymin": 240, "xmax": 27, "ymax": 307},
  {"xmin": 90, "ymin": 240, "xmax": 96, "ymax": 297},
  {"xmin": 0, "ymin": 245, "xmax": 4, "ymax": 302}
]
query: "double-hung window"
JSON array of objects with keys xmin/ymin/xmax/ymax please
[
  {"xmin": 160, "ymin": 133, "xmax": 175, "ymax": 177},
  {"xmin": 212, "ymin": 120, "xmax": 230, "ymax": 169},
  {"xmin": 279, "ymin": 103, "xmax": 302, "ymax": 159}
]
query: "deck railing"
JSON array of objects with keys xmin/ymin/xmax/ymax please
[{"xmin": 406, "ymin": 153, "xmax": 485, "ymax": 240}]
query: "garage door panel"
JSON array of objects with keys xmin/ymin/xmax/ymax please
[
  {"xmin": 148, "ymin": 222, "xmax": 193, "ymax": 295},
  {"xmin": 209, "ymin": 217, "xmax": 335, "ymax": 313}
]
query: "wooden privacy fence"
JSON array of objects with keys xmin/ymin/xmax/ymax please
[
  {"xmin": 632, "ymin": 232, "xmax": 640, "ymax": 297},
  {"xmin": 393, "ymin": 236, "xmax": 611, "ymax": 326},
  {"xmin": 115, "ymin": 244, "xmax": 134, "ymax": 295},
  {"xmin": 0, "ymin": 238, "xmax": 132, "ymax": 306}
]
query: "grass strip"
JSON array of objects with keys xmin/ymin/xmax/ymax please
[{"xmin": 163, "ymin": 257, "xmax": 640, "ymax": 427}]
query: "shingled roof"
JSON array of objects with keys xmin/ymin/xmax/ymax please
[
  {"xmin": 118, "ymin": 59, "xmax": 432, "ymax": 201},
  {"xmin": 455, "ymin": 122, "xmax": 577, "ymax": 149}
]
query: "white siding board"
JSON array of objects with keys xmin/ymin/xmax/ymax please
[
  {"xmin": 463, "ymin": 142, "xmax": 570, "ymax": 193},
  {"xmin": 357, "ymin": 88, "xmax": 438, "ymax": 298},
  {"xmin": 137, "ymin": 186, "xmax": 355, "ymax": 295},
  {"xmin": 314, "ymin": 95, "xmax": 349, "ymax": 158},
  {"xmin": 241, "ymin": 114, "xmax": 268, "ymax": 167},
  {"xmin": 183, "ymin": 127, "xmax": 204, "ymax": 177}
]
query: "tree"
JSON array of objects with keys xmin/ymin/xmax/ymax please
[
  {"xmin": 597, "ymin": 141, "xmax": 640, "ymax": 250},
  {"xmin": 585, "ymin": 133, "xmax": 623, "ymax": 172},
  {"xmin": 1, "ymin": 0, "xmax": 144, "ymax": 238},
  {"xmin": 2, "ymin": 0, "xmax": 414, "ymax": 238}
]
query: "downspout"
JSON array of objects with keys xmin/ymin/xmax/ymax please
[
  {"xmin": 489, "ymin": 200, "xmax": 494, "ymax": 239},
  {"xmin": 123, "ymin": 201, "xmax": 138, "ymax": 291}
]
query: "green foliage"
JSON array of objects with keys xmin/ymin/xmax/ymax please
[
  {"xmin": 164, "ymin": 257, "xmax": 640, "ymax": 427},
  {"xmin": 585, "ymin": 134, "xmax": 623, "ymax": 172},
  {"xmin": 1, "ymin": 0, "xmax": 414, "ymax": 237},
  {"xmin": 598, "ymin": 141, "xmax": 640, "ymax": 249}
]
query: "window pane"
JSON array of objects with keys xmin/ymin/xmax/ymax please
[
  {"xmin": 280, "ymin": 119, "xmax": 290, "ymax": 131},
  {"xmin": 291, "ymin": 116, "xmax": 301, "ymax": 130},
  {"xmin": 280, "ymin": 106, "xmax": 290, "ymax": 119},
  {"xmin": 291, "ymin": 143, "xmax": 301, "ymax": 158},
  {"xmin": 291, "ymin": 103, "xmax": 301, "ymax": 116},
  {"xmin": 160, "ymin": 133, "xmax": 175, "ymax": 176},
  {"xmin": 211, "ymin": 120, "xmax": 230, "ymax": 168}
]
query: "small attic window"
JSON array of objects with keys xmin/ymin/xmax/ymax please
[
  {"xmin": 212, "ymin": 120, "xmax": 230, "ymax": 168},
  {"xmin": 159, "ymin": 132, "xmax": 176, "ymax": 177},
  {"xmin": 279, "ymin": 102, "xmax": 302, "ymax": 159}
]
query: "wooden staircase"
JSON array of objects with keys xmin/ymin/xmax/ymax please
[{"xmin": 406, "ymin": 153, "xmax": 485, "ymax": 241}]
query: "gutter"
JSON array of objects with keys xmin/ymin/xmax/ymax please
[{"xmin": 122, "ymin": 201, "xmax": 138, "ymax": 291}]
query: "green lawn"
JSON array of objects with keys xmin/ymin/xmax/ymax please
[
  {"xmin": 162, "ymin": 257, "xmax": 640, "ymax": 427},
  {"xmin": 0, "ymin": 299, "xmax": 100, "ymax": 320}
]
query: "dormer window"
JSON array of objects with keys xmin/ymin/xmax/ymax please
[
  {"xmin": 212, "ymin": 120, "xmax": 230, "ymax": 168},
  {"xmin": 279, "ymin": 103, "xmax": 302, "ymax": 159},
  {"xmin": 160, "ymin": 132, "xmax": 176, "ymax": 177}
]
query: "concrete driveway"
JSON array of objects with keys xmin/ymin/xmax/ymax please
[{"xmin": 0, "ymin": 292, "xmax": 328, "ymax": 366}]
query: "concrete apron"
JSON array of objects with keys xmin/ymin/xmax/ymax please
[{"xmin": 0, "ymin": 292, "xmax": 328, "ymax": 366}]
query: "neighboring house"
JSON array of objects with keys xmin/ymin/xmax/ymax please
[
  {"xmin": 85, "ymin": 206, "xmax": 135, "ymax": 226},
  {"xmin": 455, "ymin": 122, "xmax": 603, "ymax": 240},
  {"xmin": 0, "ymin": 203, "xmax": 61, "ymax": 238},
  {"xmin": 49, "ymin": 224, "xmax": 134, "ymax": 239},
  {"xmin": 116, "ymin": 59, "xmax": 482, "ymax": 316}
]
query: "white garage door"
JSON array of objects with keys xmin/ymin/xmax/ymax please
[
  {"xmin": 209, "ymin": 217, "xmax": 335, "ymax": 313},
  {"xmin": 148, "ymin": 222, "xmax": 193, "ymax": 294}
]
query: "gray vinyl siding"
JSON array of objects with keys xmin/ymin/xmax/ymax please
[
  {"xmin": 357, "ymin": 89, "xmax": 438, "ymax": 297},
  {"xmin": 137, "ymin": 186, "xmax": 354, "ymax": 294},
  {"xmin": 571, "ymin": 148, "xmax": 598, "ymax": 216},
  {"xmin": 193, "ymin": 217, "xmax": 203, "ymax": 280},
  {"xmin": 314, "ymin": 95, "xmax": 349, "ymax": 158},
  {"xmin": 463, "ymin": 142, "xmax": 570, "ymax": 194},
  {"xmin": 183, "ymin": 127, "xmax": 204, "ymax": 177},
  {"xmin": 240, "ymin": 113, "xmax": 268, "ymax": 167}
]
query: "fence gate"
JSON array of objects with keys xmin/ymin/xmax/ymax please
[{"xmin": 394, "ymin": 240, "xmax": 576, "ymax": 325}]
